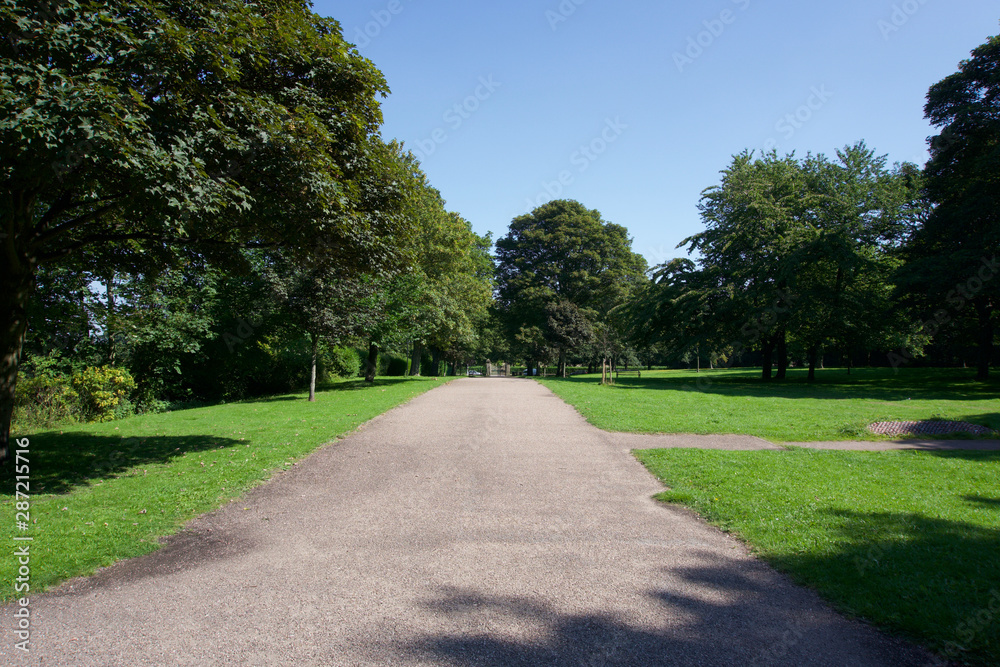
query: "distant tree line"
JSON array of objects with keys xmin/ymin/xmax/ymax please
[{"xmin": 493, "ymin": 27, "xmax": 1000, "ymax": 382}]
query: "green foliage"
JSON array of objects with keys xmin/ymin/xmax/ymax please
[
  {"xmin": 0, "ymin": 0, "xmax": 414, "ymax": 449},
  {"xmin": 496, "ymin": 199, "xmax": 647, "ymax": 368},
  {"xmin": 384, "ymin": 356, "xmax": 409, "ymax": 377},
  {"xmin": 664, "ymin": 146, "xmax": 923, "ymax": 377},
  {"xmin": 13, "ymin": 375, "xmax": 80, "ymax": 429},
  {"xmin": 899, "ymin": 28, "xmax": 1000, "ymax": 379},
  {"xmin": 71, "ymin": 366, "xmax": 137, "ymax": 423},
  {"xmin": 329, "ymin": 346, "xmax": 361, "ymax": 379},
  {"xmin": 636, "ymin": 448, "xmax": 1000, "ymax": 665}
]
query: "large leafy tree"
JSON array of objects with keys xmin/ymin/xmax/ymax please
[
  {"xmin": 789, "ymin": 145, "xmax": 923, "ymax": 377},
  {"xmin": 0, "ymin": 0, "xmax": 410, "ymax": 459},
  {"xmin": 682, "ymin": 152, "xmax": 806, "ymax": 379},
  {"xmin": 899, "ymin": 28, "xmax": 1000, "ymax": 380},
  {"xmin": 495, "ymin": 200, "xmax": 647, "ymax": 374},
  {"xmin": 682, "ymin": 147, "xmax": 920, "ymax": 380}
]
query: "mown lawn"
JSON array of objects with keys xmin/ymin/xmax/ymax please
[
  {"xmin": 0, "ymin": 377, "xmax": 447, "ymax": 601},
  {"xmin": 635, "ymin": 448, "xmax": 1000, "ymax": 665},
  {"xmin": 539, "ymin": 367, "xmax": 1000, "ymax": 442}
]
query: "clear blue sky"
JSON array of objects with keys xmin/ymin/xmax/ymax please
[{"xmin": 315, "ymin": 0, "xmax": 998, "ymax": 267}]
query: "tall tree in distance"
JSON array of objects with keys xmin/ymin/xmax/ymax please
[
  {"xmin": 682, "ymin": 152, "xmax": 806, "ymax": 380},
  {"xmin": 495, "ymin": 200, "xmax": 647, "ymax": 374}
]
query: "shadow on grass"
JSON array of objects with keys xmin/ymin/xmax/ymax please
[
  {"xmin": 763, "ymin": 508, "xmax": 1000, "ymax": 665},
  {"xmin": 963, "ymin": 496, "xmax": 1000, "ymax": 509},
  {"xmin": 1, "ymin": 432, "xmax": 242, "ymax": 496},
  {"xmin": 549, "ymin": 368, "xmax": 1000, "ymax": 406},
  {"xmin": 382, "ymin": 555, "xmax": 932, "ymax": 666}
]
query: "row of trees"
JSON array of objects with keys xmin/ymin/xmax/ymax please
[
  {"xmin": 492, "ymin": 27, "xmax": 1000, "ymax": 382},
  {"xmin": 0, "ymin": 0, "xmax": 492, "ymax": 459}
]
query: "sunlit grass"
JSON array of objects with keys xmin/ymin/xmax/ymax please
[
  {"xmin": 636, "ymin": 447, "xmax": 1000, "ymax": 665},
  {"xmin": 540, "ymin": 367, "xmax": 1000, "ymax": 442},
  {"xmin": 0, "ymin": 377, "xmax": 448, "ymax": 600}
]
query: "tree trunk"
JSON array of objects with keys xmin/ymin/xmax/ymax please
[
  {"xmin": 431, "ymin": 347, "xmax": 442, "ymax": 377},
  {"xmin": 409, "ymin": 341, "xmax": 422, "ymax": 377},
  {"xmin": 775, "ymin": 329, "xmax": 788, "ymax": 380},
  {"xmin": 807, "ymin": 345, "xmax": 818, "ymax": 382},
  {"xmin": 365, "ymin": 342, "xmax": 378, "ymax": 383},
  {"xmin": 761, "ymin": 334, "xmax": 775, "ymax": 381},
  {"xmin": 308, "ymin": 334, "xmax": 319, "ymax": 402},
  {"xmin": 106, "ymin": 271, "xmax": 117, "ymax": 365},
  {"xmin": 975, "ymin": 299, "xmax": 993, "ymax": 381},
  {"xmin": 1, "ymin": 260, "xmax": 36, "ymax": 465},
  {"xmin": 559, "ymin": 348, "xmax": 566, "ymax": 378}
]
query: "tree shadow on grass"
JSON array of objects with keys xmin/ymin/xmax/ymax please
[
  {"xmin": 380, "ymin": 553, "xmax": 933, "ymax": 666},
  {"xmin": 766, "ymin": 508, "xmax": 1000, "ymax": 666},
  {"xmin": 1, "ymin": 432, "xmax": 241, "ymax": 496},
  {"xmin": 963, "ymin": 495, "xmax": 1000, "ymax": 508},
  {"xmin": 553, "ymin": 368, "xmax": 1000, "ymax": 403}
]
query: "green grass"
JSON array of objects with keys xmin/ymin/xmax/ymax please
[
  {"xmin": 635, "ymin": 448, "xmax": 1000, "ymax": 665},
  {"xmin": 0, "ymin": 377, "xmax": 447, "ymax": 601},
  {"xmin": 539, "ymin": 367, "xmax": 1000, "ymax": 442}
]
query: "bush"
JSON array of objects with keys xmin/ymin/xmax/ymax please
[
  {"xmin": 385, "ymin": 356, "xmax": 409, "ymax": 376},
  {"xmin": 13, "ymin": 375, "xmax": 81, "ymax": 429},
  {"xmin": 329, "ymin": 346, "xmax": 361, "ymax": 379},
  {"xmin": 71, "ymin": 366, "xmax": 137, "ymax": 422}
]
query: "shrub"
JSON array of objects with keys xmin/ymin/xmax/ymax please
[
  {"xmin": 329, "ymin": 346, "xmax": 361, "ymax": 379},
  {"xmin": 72, "ymin": 366, "xmax": 137, "ymax": 422},
  {"xmin": 385, "ymin": 356, "xmax": 409, "ymax": 376},
  {"xmin": 13, "ymin": 375, "xmax": 81, "ymax": 429}
]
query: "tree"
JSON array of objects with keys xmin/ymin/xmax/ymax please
[
  {"xmin": 544, "ymin": 300, "xmax": 594, "ymax": 377},
  {"xmin": 0, "ymin": 0, "xmax": 411, "ymax": 459},
  {"xmin": 682, "ymin": 147, "xmax": 920, "ymax": 380},
  {"xmin": 790, "ymin": 145, "xmax": 923, "ymax": 378},
  {"xmin": 682, "ymin": 152, "xmax": 806, "ymax": 380},
  {"xmin": 899, "ymin": 27, "xmax": 1000, "ymax": 380},
  {"xmin": 495, "ymin": 200, "xmax": 646, "ymax": 373},
  {"xmin": 267, "ymin": 258, "xmax": 378, "ymax": 401},
  {"xmin": 397, "ymin": 160, "xmax": 493, "ymax": 377}
]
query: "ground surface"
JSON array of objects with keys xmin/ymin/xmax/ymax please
[{"xmin": 1, "ymin": 379, "xmax": 937, "ymax": 666}]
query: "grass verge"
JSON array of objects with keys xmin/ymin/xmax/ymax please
[
  {"xmin": 635, "ymin": 448, "xmax": 1000, "ymax": 665},
  {"xmin": 539, "ymin": 367, "xmax": 1000, "ymax": 442},
  {"xmin": 0, "ymin": 377, "xmax": 447, "ymax": 601}
]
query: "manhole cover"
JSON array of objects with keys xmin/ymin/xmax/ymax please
[{"xmin": 868, "ymin": 421, "xmax": 995, "ymax": 437}]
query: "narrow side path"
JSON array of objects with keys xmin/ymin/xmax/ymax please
[{"xmin": 2, "ymin": 379, "xmax": 933, "ymax": 666}]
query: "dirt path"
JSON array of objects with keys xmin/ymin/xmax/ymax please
[{"xmin": 2, "ymin": 378, "xmax": 934, "ymax": 665}]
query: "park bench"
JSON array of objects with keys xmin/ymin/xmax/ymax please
[{"xmin": 615, "ymin": 369, "xmax": 641, "ymax": 380}]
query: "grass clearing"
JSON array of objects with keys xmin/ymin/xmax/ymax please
[
  {"xmin": 539, "ymin": 367, "xmax": 1000, "ymax": 442},
  {"xmin": 0, "ymin": 377, "xmax": 447, "ymax": 601},
  {"xmin": 635, "ymin": 448, "xmax": 1000, "ymax": 665}
]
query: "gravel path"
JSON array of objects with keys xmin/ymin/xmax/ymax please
[{"xmin": 1, "ymin": 378, "xmax": 935, "ymax": 666}]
